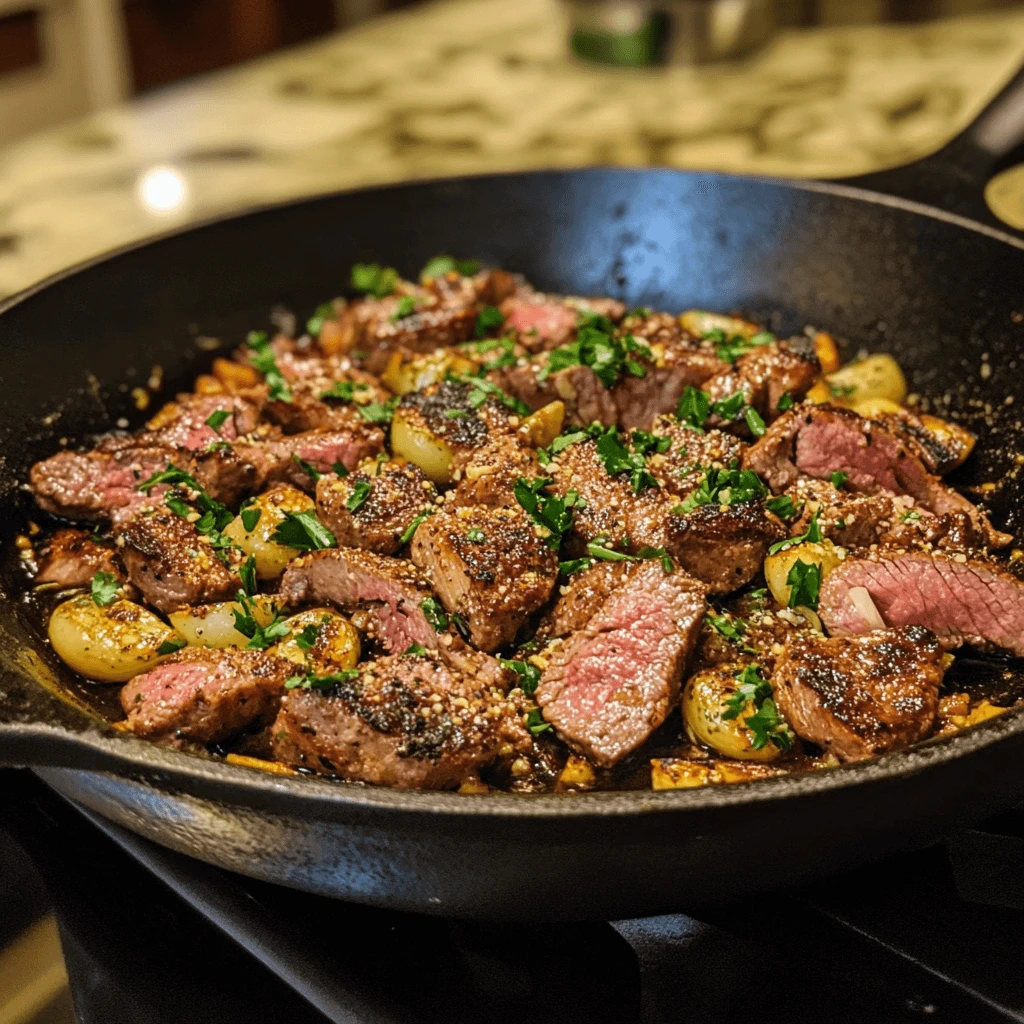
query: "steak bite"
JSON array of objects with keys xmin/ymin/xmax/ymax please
[
  {"xmin": 410, "ymin": 506, "xmax": 559, "ymax": 652},
  {"xmin": 119, "ymin": 508, "xmax": 241, "ymax": 613},
  {"xmin": 771, "ymin": 627, "xmax": 945, "ymax": 762},
  {"xmin": 647, "ymin": 417, "xmax": 748, "ymax": 498},
  {"xmin": 818, "ymin": 550, "xmax": 1024, "ymax": 657},
  {"xmin": 315, "ymin": 462, "xmax": 436, "ymax": 555},
  {"xmin": 121, "ymin": 647, "xmax": 292, "ymax": 746},
  {"xmin": 35, "ymin": 529, "xmax": 123, "ymax": 588},
  {"xmin": 280, "ymin": 547, "xmax": 438, "ymax": 652},
  {"xmin": 145, "ymin": 392, "xmax": 262, "ymax": 451},
  {"xmin": 535, "ymin": 563, "xmax": 707, "ymax": 766},
  {"xmin": 270, "ymin": 648, "xmax": 528, "ymax": 788},
  {"xmin": 451, "ymin": 434, "xmax": 542, "ymax": 508},
  {"xmin": 499, "ymin": 289, "xmax": 625, "ymax": 354},
  {"xmin": 539, "ymin": 561, "xmax": 636, "ymax": 639}
]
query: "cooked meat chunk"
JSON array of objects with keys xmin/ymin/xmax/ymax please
[
  {"xmin": 666, "ymin": 501, "xmax": 784, "ymax": 594},
  {"xmin": 771, "ymin": 627, "xmax": 945, "ymax": 762},
  {"xmin": 818, "ymin": 550, "xmax": 1024, "ymax": 656},
  {"xmin": 743, "ymin": 405, "xmax": 1010, "ymax": 548},
  {"xmin": 783, "ymin": 477, "xmax": 912, "ymax": 550},
  {"xmin": 535, "ymin": 563, "xmax": 707, "ymax": 766},
  {"xmin": 119, "ymin": 509, "xmax": 241, "ymax": 613},
  {"xmin": 397, "ymin": 379, "xmax": 513, "ymax": 462},
  {"xmin": 262, "ymin": 367, "xmax": 389, "ymax": 435},
  {"xmin": 647, "ymin": 417, "xmax": 747, "ymax": 498},
  {"xmin": 280, "ymin": 547, "xmax": 438, "ymax": 652},
  {"xmin": 270, "ymin": 649, "xmax": 527, "ymax": 788},
  {"xmin": 121, "ymin": 647, "xmax": 291, "ymax": 746},
  {"xmin": 30, "ymin": 441, "xmax": 180, "ymax": 524},
  {"xmin": 316, "ymin": 462, "xmax": 436, "ymax": 555},
  {"xmin": 35, "ymin": 529, "xmax": 122, "ymax": 588},
  {"xmin": 410, "ymin": 506, "xmax": 559, "ymax": 652},
  {"xmin": 704, "ymin": 338, "xmax": 819, "ymax": 424},
  {"xmin": 452, "ymin": 434, "xmax": 541, "ymax": 508},
  {"xmin": 499, "ymin": 291, "xmax": 624, "ymax": 354},
  {"xmin": 539, "ymin": 561, "xmax": 636, "ymax": 639},
  {"xmin": 872, "ymin": 407, "xmax": 976, "ymax": 477},
  {"xmin": 145, "ymin": 392, "xmax": 262, "ymax": 451}
]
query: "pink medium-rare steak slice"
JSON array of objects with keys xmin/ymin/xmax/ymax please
[
  {"xmin": 771, "ymin": 627, "xmax": 945, "ymax": 762},
  {"xmin": 121, "ymin": 647, "xmax": 291, "ymax": 746},
  {"xmin": 535, "ymin": 563, "xmax": 707, "ymax": 766},
  {"xmin": 280, "ymin": 547, "xmax": 439, "ymax": 651},
  {"xmin": 818, "ymin": 551, "xmax": 1024, "ymax": 656}
]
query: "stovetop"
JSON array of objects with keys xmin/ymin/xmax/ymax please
[{"xmin": 4, "ymin": 769, "xmax": 1024, "ymax": 1024}]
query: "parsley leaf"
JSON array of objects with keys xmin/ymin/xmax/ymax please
[
  {"xmin": 828, "ymin": 381, "xmax": 857, "ymax": 399},
  {"xmin": 156, "ymin": 636, "xmax": 188, "ymax": 656},
  {"xmin": 766, "ymin": 495, "xmax": 796, "ymax": 519},
  {"xmin": 901, "ymin": 510, "xmax": 922, "ymax": 522},
  {"xmin": 291, "ymin": 455, "xmax": 321, "ymax": 482},
  {"xmin": 596, "ymin": 428, "xmax": 658, "ymax": 493},
  {"xmin": 320, "ymin": 380, "xmax": 371, "ymax": 403},
  {"xmin": 587, "ymin": 541, "xmax": 634, "ymax": 562},
  {"xmin": 786, "ymin": 559, "xmax": 822, "ymax": 609},
  {"xmin": 744, "ymin": 406, "xmax": 766, "ymax": 437},
  {"xmin": 404, "ymin": 642, "xmax": 429, "ymax": 656},
  {"xmin": 420, "ymin": 596, "xmax": 449, "ymax": 632},
  {"xmin": 452, "ymin": 376, "xmax": 530, "ymax": 416},
  {"xmin": 707, "ymin": 614, "xmax": 746, "ymax": 642},
  {"xmin": 475, "ymin": 305, "xmax": 504, "ymax": 338},
  {"xmin": 558, "ymin": 557, "xmax": 594, "ymax": 576},
  {"xmin": 239, "ymin": 555, "xmax": 257, "ymax": 596},
  {"xmin": 392, "ymin": 295, "xmax": 417, "ymax": 321},
  {"xmin": 247, "ymin": 331, "xmax": 292, "ymax": 403},
  {"xmin": 677, "ymin": 386, "xmax": 711, "ymax": 431},
  {"xmin": 306, "ymin": 301, "xmax": 336, "ymax": 338},
  {"xmin": 767, "ymin": 510, "xmax": 823, "ymax": 555},
  {"xmin": 90, "ymin": 571, "xmax": 119, "ymax": 607},
  {"xmin": 240, "ymin": 503, "xmax": 261, "ymax": 533},
  {"xmin": 332, "ymin": 461, "xmax": 350, "ymax": 477},
  {"xmin": 631, "ymin": 430, "xmax": 672, "ymax": 457},
  {"xmin": 399, "ymin": 508, "xmax": 434, "ymax": 545},
  {"xmin": 777, "ymin": 392, "xmax": 794, "ymax": 411},
  {"xmin": 673, "ymin": 466, "xmax": 767, "ymax": 513},
  {"xmin": 420, "ymin": 255, "xmax": 480, "ymax": 280},
  {"xmin": 539, "ymin": 313, "xmax": 652, "ymax": 388},
  {"xmin": 525, "ymin": 707, "xmax": 551, "ymax": 735},
  {"xmin": 721, "ymin": 663, "xmax": 793, "ymax": 751},
  {"xmin": 351, "ymin": 263, "xmax": 398, "ymax": 297},
  {"xmin": 466, "ymin": 527, "xmax": 486, "ymax": 543},
  {"xmin": 514, "ymin": 477, "xmax": 578, "ymax": 549},
  {"xmin": 711, "ymin": 391, "xmax": 746, "ymax": 422},
  {"xmin": 138, "ymin": 465, "xmax": 202, "ymax": 494},
  {"xmin": 269, "ymin": 510, "xmax": 336, "ymax": 552},
  {"xmin": 636, "ymin": 545, "xmax": 675, "ymax": 573},
  {"xmin": 704, "ymin": 328, "xmax": 774, "ymax": 365},
  {"xmin": 498, "ymin": 658, "xmax": 541, "ymax": 696},
  {"xmin": 346, "ymin": 480, "xmax": 372, "ymax": 512},
  {"xmin": 295, "ymin": 624, "xmax": 321, "ymax": 651},
  {"xmin": 205, "ymin": 409, "xmax": 231, "ymax": 434},
  {"xmin": 831, "ymin": 470, "xmax": 848, "ymax": 489},
  {"xmin": 357, "ymin": 397, "xmax": 399, "ymax": 424},
  {"xmin": 284, "ymin": 669, "xmax": 360, "ymax": 691}
]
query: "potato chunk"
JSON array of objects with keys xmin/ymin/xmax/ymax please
[{"xmin": 222, "ymin": 485, "xmax": 314, "ymax": 579}]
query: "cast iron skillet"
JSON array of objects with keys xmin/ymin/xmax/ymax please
[{"xmin": 4, "ymin": 69, "xmax": 1024, "ymax": 922}]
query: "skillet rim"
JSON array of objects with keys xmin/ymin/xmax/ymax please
[{"xmin": 3, "ymin": 164, "xmax": 1024, "ymax": 821}]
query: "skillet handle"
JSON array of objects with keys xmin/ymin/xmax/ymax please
[{"xmin": 837, "ymin": 64, "xmax": 1024, "ymax": 235}]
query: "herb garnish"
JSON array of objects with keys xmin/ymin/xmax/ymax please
[
  {"xmin": 285, "ymin": 669, "xmax": 360, "ymax": 691},
  {"xmin": 156, "ymin": 636, "xmax": 188, "ymax": 656},
  {"xmin": 525, "ymin": 707, "xmax": 551, "ymax": 735},
  {"xmin": 356, "ymin": 397, "xmax": 399, "ymax": 424},
  {"xmin": 539, "ymin": 312, "xmax": 652, "ymax": 388},
  {"xmin": 205, "ymin": 409, "xmax": 231, "ymax": 434},
  {"xmin": 466, "ymin": 527, "xmax": 486, "ymax": 543},
  {"xmin": 901, "ymin": 510, "xmax": 922, "ymax": 522},
  {"xmin": 514, "ymin": 477, "xmax": 579, "ymax": 549},
  {"xmin": 475, "ymin": 305, "xmax": 504, "ymax": 338},
  {"xmin": 744, "ymin": 406, "xmax": 766, "ymax": 437},
  {"xmin": 141, "ymin": 464, "xmax": 238, "ymax": 563},
  {"xmin": 351, "ymin": 263, "xmax": 398, "ymax": 298},
  {"xmin": 420, "ymin": 255, "xmax": 480, "ymax": 280},
  {"xmin": 766, "ymin": 495, "xmax": 796, "ymax": 519},
  {"xmin": 346, "ymin": 480, "xmax": 372, "ymax": 513},
  {"xmin": 239, "ymin": 555, "xmax": 257, "ymax": 596},
  {"xmin": 332, "ymin": 461, "xmax": 350, "ymax": 477},
  {"xmin": 319, "ymin": 380, "xmax": 371, "ymax": 403},
  {"xmin": 777, "ymin": 392, "xmax": 794, "ymax": 411},
  {"xmin": 828, "ymin": 381, "xmax": 856, "ymax": 399},
  {"xmin": 558, "ymin": 557, "xmax": 594, "ymax": 576},
  {"xmin": 404, "ymin": 642, "xmax": 429, "ymax": 656},
  {"xmin": 451, "ymin": 376, "xmax": 530, "ymax": 416},
  {"xmin": 830, "ymin": 470, "xmax": 848, "ymax": 489},
  {"xmin": 270, "ymin": 510, "xmax": 336, "ymax": 552},
  {"xmin": 295, "ymin": 624, "xmax": 321, "ymax": 651},
  {"xmin": 391, "ymin": 296, "xmax": 417, "ymax": 321},
  {"xmin": 231, "ymin": 592, "xmax": 291, "ymax": 650},
  {"xmin": 246, "ymin": 331, "xmax": 292, "ymax": 403},
  {"xmin": 306, "ymin": 302, "xmax": 336, "ymax": 338},
  {"xmin": 703, "ymin": 328, "xmax": 774, "ymax": 365},
  {"xmin": 595, "ymin": 428, "xmax": 658, "ymax": 493},
  {"xmin": 498, "ymin": 658, "xmax": 541, "ymax": 696},
  {"xmin": 399, "ymin": 509, "xmax": 434, "ymax": 545},
  {"xmin": 677, "ymin": 386, "xmax": 712, "ymax": 431},
  {"xmin": 420, "ymin": 597, "xmax": 449, "ymax": 632},
  {"xmin": 707, "ymin": 614, "xmax": 746, "ymax": 642},
  {"xmin": 90, "ymin": 571, "xmax": 119, "ymax": 607},
  {"xmin": 722, "ymin": 663, "xmax": 793, "ymax": 751},
  {"xmin": 767, "ymin": 510, "xmax": 823, "ymax": 555},
  {"xmin": 536, "ymin": 425, "xmax": 600, "ymax": 465},
  {"xmin": 240, "ymin": 502, "xmax": 261, "ymax": 533},
  {"xmin": 291, "ymin": 455, "xmax": 321, "ymax": 482},
  {"xmin": 786, "ymin": 559, "xmax": 822, "ymax": 609},
  {"xmin": 672, "ymin": 466, "xmax": 767, "ymax": 514}
]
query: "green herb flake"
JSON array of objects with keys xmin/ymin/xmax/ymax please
[
  {"xmin": 284, "ymin": 669, "xmax": 360, "ymax": 691},
  {"xmin": 306, "ymin": 301, "xmax": 336, "ymax": 338},
  {"xmin": 767, "ymin": 510, "xmax": 823, "ymax": 555},
  {"xmin": 465, "ymin": 527, "xmax": 486, "ymax": 543},
  {"xmin": 399, "ymin": 509, "xmax": 434, "ymax": 545},
  {"xmin": 777, "ymin": 392, "xmax": 794, "ymax": 412},
  {"xmin": 269, "ymin": 510, "xmax": 337, "ymax": 552},
  {"xmin": 830, "ymin": 470, "xmax": 848, "ymax": 489},
  {"xmin": 240, "ymin": 504, "xmax": 262, "ymax": 533},
  {"xmin": 332, "ymin": 461, "xmax": 350, "ymax": 478},
  {"xmin": 295, "ymin": 624, "xmax": 321, "ymax": 651},
  {"xmin": 239, "ymin": 555, "xmax": 258, "ymax": 596},
  {"xmin": 744, "ymin": 406, "xmax": 766, "ymax": 437},
  {"xmin": 513, "ymin": 477, "xmax": 577, "ymax": 549},
  {"xmin": 595, "ymin": 428, "xmax": 658, "ymax": 494},
  {"xmin": 420, "ymin": 597, "xmax": 449, "ymax": 632},
  {"xmin": 346, "ymin": 480, "xmax": 372, "ymax": 513},
  {"xmin": 156, "ymin": 636, "xmax": 188, "ymax": 656},
  {"xmin": 204, "ymin": 409, "xmax": 231, "ymax": 434},
  {"xmin": 498, "ymin": 658, "xmax": 542, "ymax": 696},
  {"xmin": 419, "ymin": 255, "xmax": 480, "ymax": 280},
  {"xmin": 631, "ymin": 430, "xmax": 672, "ymax": 457},
  {"xmin": 90, "ymin": 571, "xmax": 120, "ymax": 607},
  {"xmin": 538, "ymin": 313, "xmax": 652, "ymax": 389},
  {"xmin": 636, "ymin": 545, "xmax": 674, "ymax": 573},
  {"xmin": 711, "ymin": 391, "xmax": 746, "ymax": 422},
  {"xmin": 901, "ymin": 510, "xmax": 922, "ymax": 522},
  {"xmin": 446, "ymin": 409, "xmax": 468, "ymax": 419},
  {"xmin": 357, "ymin": 397, "xmax": 400, "ymax": 425},
  {"xmin": 673, "ymin": 466, "xmax": 767, "ymax": 514},
  {"xmin": 351, "ymin": 263, "xmax": 398, "ymax": 298},
  {"xmin": 677, "ymin": 387, "xmax": 711, "ymax": 432},
  {"xmin": 786, "ymin": 558, "xmax": 822, "ymax": 610},
  {"xmin": 704, "ymin": 328, "xmax": 774, "ymax": 365},
  {"xmin": 525, "ymin": 707, "xmax": 551, "ymax": 735},
  {"xmin": 319, "ymin": 380, "xmax": 370, "ymax": 403},
  {"xmin": 721, "ymin": 663, "xmax": 793, "ymax": 751},
  {"xmin": 246, "ymin": 330, "xmax": 293, "ymax": 403},
  {"xmin": 558, "ymin": 557, "xmax": 595, "ymax": 576},
  {"xmin": 291, "ymin": 455, "xmax": 322, "ymax": 482},
  {"xmin": 404, "ymin": 642, "xmax": 429, "ymax": 656},
  {"xmin": 707, "ymin": 614, "xmax": 747, "ymax": 642},
  {"xmin": 766, "ymin": 495, "xmax": 796, "ymax": 519},
  {"xmin": 828, "ymin": 381, "xmax": 857, "ymax": 399},
  {"xmin": 391, "ymin": 295, "xmax": 417, "ymax": 321},
  {"xmin": 475, "ymin": 305, "xmax": 505, "ymax": 339}
]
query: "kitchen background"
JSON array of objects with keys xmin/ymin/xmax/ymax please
[{"xmin": 3, "ymin": 1, "xmax": 1024, "ymax": 1021}]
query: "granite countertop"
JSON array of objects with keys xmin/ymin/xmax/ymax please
[{"xmin": 2, "ymin": 0, "xmax": 1024, "ymax": 300}]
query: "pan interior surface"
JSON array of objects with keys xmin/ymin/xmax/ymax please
[{"xmin": 3, "ymin": 167, "xmax": 1024, "ymax": 821}]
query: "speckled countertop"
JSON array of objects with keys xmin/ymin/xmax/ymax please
[{"xmin": 2, "ymin": 0, "xmax": 1024, "ymax": 300}]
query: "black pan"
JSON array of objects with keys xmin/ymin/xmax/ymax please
[{"xmin": 4, "ymin": 68, "xmax": 1024, "ymax": 922}]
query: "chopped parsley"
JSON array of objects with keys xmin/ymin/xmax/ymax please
[
  {"xmin": 631, "ymin": 430, "xmax": 672, "ymax": 457},
  {"xmin": 156, "ymin": 636, "xmax": 188, "ymax": 656},
  {"xmin": 744, "ymin": 406, "xmax": 766, "ymax": 437},
  {"xmin": 239, "ymin": 555, "xmax": 257, "ymax": 596},
  {"xmin": 722, "ymin": 663, "xmax": 793, "ymax": 751},
  {"xmin": 465, "ymin": 527, "xmax": 486, "ymax": 543},
  {"xmin": 320, "ymin": 380, "xmax": 371, "ymax": 402},
  {"xmin": 704, "ymin": 328, "xmax": 774, "ymax": 365},
  {"xmin": 539, "ymin": 312, "xmax": 652, "ymax": 388},
  {"xmin": 445, "ymin": 409, "xmax": 468, "ymax": 419},
  {"xmin": 766, "ymin": 495, "xmax": 796, "ymax": 519},
  {"xmin": 356, "ymin": 397, "xmax": 399, "ymax": 424},
  {"xmin": 269, "ymin": 510, "xmax": 336, "ymax": 552},
  {"xmin": 240, "ymin": 502, "xmax": 261, "ymax": 533},
  {"xmin": 204, "ymin": 409, "xmax": 231, "ymax": 434},
  {"xmin": 525, "ymin": 707, "xmax": 551, "ymax": 735},
  {"xmin": 828, "ymin": 381, "xmax": 856, "ymax": 399},
  {"xmin": 475, "ymin": 305, "xmax": 505, "ymax": 338},
  {"xmin": 901, "ymin": 510, "xmax": 922, "ymax": 522},
  {"xmin": 461, "ymin": 336, "xmax": 517, "ymax": 371},
  {"xmin": 419, "ymin": 255, "xmax": 480, "ymax": 280},
  {"xmin": 332, "ymin": 461, "xmax": 350, "ymax": 477},
  {"xmin": 514, "ymin": 477, "xmax": 579, "ymax": 549},
  {"xmin": 346, "ymin": 479, "xmax": 372, "ymax": 513},
  {"xmin": 768, "ymin": 510, "xmax": 823, "ymax": 555},
  {"xmin": 537, "ymin": 426, "xmax": 599, "ymax": 465},
  {"xmin": 90, "ymin": 571, "xmax": 119, "ymax": 607},
  {"xmin": 627, "ymin": 307, "xmax": 652, "ymax": 319},
  {"xmin": 420, "ymin": 597, "xmax": 449, "ymax": 632},
  {"xmin": 285, "ymin": 669, "xmax": 360, "ymax": 691},
  {"xmin": 454, "ymin": 376, "xmax": 530, "ymax": 416},
  {"xmin": 636, "ymin": 545, "xmax": 675, "ymax": 573},
  {"xmin": 786, "ymin": 559, "xmax": 822, "ymax": 609},
  {"xmin": 351, "ymin": 263, "xmax": 398, "ymax": 298},
  {"xmin": 391, "ymin": 295, "xmax": 417, "ymax": 321},
  {"xmin": 498, "ymin": 658, "xmax": 541, "ymax": 696},
  {"xmin": 247, "ymin": 331, "xmax": 292, "ymax": 403},
  {"xmin": 295, "ymin": 624, "xmax": 321, "ymax": 651},
  {"xmin": 707, "ymin": 614, "xmax": 746, "ymax": 642},
  {"xmin": 777, "ymin": 392, "xmax": 794, "ymax": 412},
  {"xmin": 291, "ymin": 455, "xmax": 321, "ymax": 482},
  {"xmin": 306, "ymin": 301, "xmax": 336, "ymax": 338},
  {"xmin": 677, "ymin": 386, "xmax": 711, "ymax": 431},
  {"xmin": 399, "ymin": 509, "xmax": 434, "ymax": 545},
  {"xmin": 142, "ymin": 463, "xmax": 237, "ymax": 562},
  {"xmin": 595, "ymin": 428, "xmax": 658, "ymax": 493},
  {"xmin": 586, "ymin": 541, "xmax": 634, "ymax": 562},
  {"xmin": 404, "ymin": 642, "xmax": 429, "ymax": 656},
  {"xmin": 711, "ymin": 391, "xmax": 746, "ymax": 422},
  {"xmin": 231, "ymin": 592, "xmax": 291, "ymax": 650},
  {"xmin": 558, "ymin": 557, "xmax": 594, "ymax": 576},
  {"xmin": 673, "ymin": 466, "xmax": 768, "ymax": 514},
  {"xmin": 830, "ymin": 470, "xmax": 848, "ymax": 489},
  {"xmin": 138, "ymin": 465, "xmax": 203, "ymax": 494}
]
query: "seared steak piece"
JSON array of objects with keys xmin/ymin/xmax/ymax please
[
  {"xmin": 667, "ymin": 501, "xmax": 784, "ymax": 594},
  {"xmin": 270, "ymin": 648, "xmax": 527, "ymax": 788},
  {"xmin": 410, "ymin": 506, "xmax": 559, "ymax": 652},
  {"xmin": 262, "ymin": 364, "xmax": 389, "ymax": 435},
  {"xmin": 873, "ymin": 407, "xmax": 976, "ymax": 477},
  {"xmin": 784, "ymin": 477, "xmax": 911, "ymax": 550},
  {"xmin": 647, "ymin": 417, "xmax": 747, "ymax": 497},
  {"xmin": 744, "ymin": 405, "xmax": 1010, "ymax": 548},
  {"xmin": 535, "ymin": 563, "xmax": 707, "ymax": 766},
  {"xmin": 452, "ymin": 434, "xmax": 542, "ymax": 508},
  {"xmin": 121, "ymin": 647, "xmax": 291, "ymax": 746},
  {"xmin": 30, "ymin": 441, "xmax": 180, "ymax": 524},
  {"xmin": 771, "ymin": 627, "xmax": 945, "ymax": 762},
  {"xmin": 280, "ymin": 548, "xmax": 438, "ymax": 651},
  {"xmin": 704, "ymin": 338, "xmax": 819, "ymax": 424},
  {"xmin": 145, "ymin": 392, "xmax": 262, "ymax": 451},
  {"xmin": 539, "ymin": 561, "xmax": 636, "ymax": 639},
  {"xmin": 818, "ymin": 550, "xmax": 1024, "ymax": 656},
  {"xmin": 316, "ymin": 462, "xmax": 436, "ymax": 555},
  {"xmin": 499, "ymin": 290, "xmax": 625, "ymax": 354},
  {"xmin": 119, "ymin": 509, "xmax": 241, "ymax": 613},
  {"xmin": 355, "ymin": 300, "xmax": 478, "ymax": 375},
  {"xmin": 35, "ymin": 529, "xmax": 123, "ymax": 588}
]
